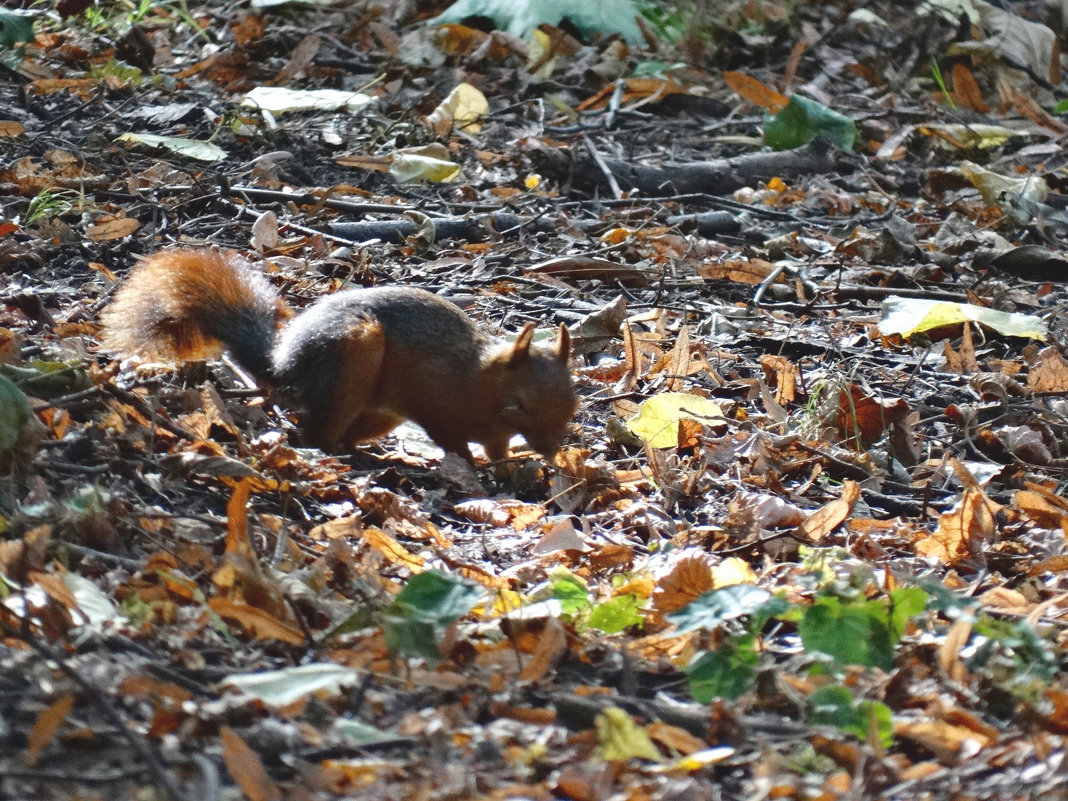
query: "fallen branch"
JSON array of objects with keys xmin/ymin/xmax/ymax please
[{"xmin": 525, "ymin": 138, "xmax": 848, "ymax": 196}]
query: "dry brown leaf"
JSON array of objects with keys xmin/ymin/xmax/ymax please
[
  {"xmin": 759, "ymin": 354, "xmax": 800, "ymax": 405},
  {"xmin": 308, "ymin": 515, "xmax": 362, "ymax": 541},
  {"xmin": 86, "ymin": 215, "xmax": 139, "ymax": 242},
  {"xmin": 1012, "ymin": 482, "xmax": 1068, "ymax": 534},
  {"xmin": 0, "ymin": 120, "xmax": 24, "ymax": 137},
  {"xmin": 915, "ymin": 488, "xmax": 1000, "ymax": 563},
  {"xmin": 1028, "ymin": 554, "xmax": 1068, "ymax": 576},
  {"xmin": 797, "ymin": 480, "xmax": 860, "ymax": 542},
  {"xmin": 208, "ymin": 598, "xmax": 305, "ymax": 644},
  {"xmin": 723, "ymin": 71, "xmax": 788, "ymax": 112},
  {"xmin": 1006, "ymin": 87, "xmax": 1068, "ymax": 135},
  {"xmin": 26, "ymin": 694, "xmax": 74, "ymax": 765},
  {"xmin": 29, "ymin": 571, "xmax": 77, "ymax": 611},
  {"xmin": 0, "ymin": 525, "xmax": 50, "ymax": 583},
  {"xmin": 895, "ymin": 717, "xmax": 995, "ymax": 759},
  {"xmin": 650, "ymin": 552, "xmax": 716, "ymax": 613},
  {"xmin": 937, "ymin": 618, "xmax": 972, "ymax": 682},
  {"xmin": 29, "ymin": 78, "xmax": 97, "ymax": 99},
  {"xmin": 120, "ymin": 674, "xmax": 193, "ymax": 703},
  {"xmin": 665, "ymin": 325, "xmax": 689, "ymax": 392},
  {"xmin": 220, "ymin": 726, "xmax": 281, "ymax": 801},
  {"xmin": 270, "ymin": 33, "xmax": 320, "ymax": 86},
  {"xmin": 1028, "ymin": 347, "xmax": 1068, "ymax": 392},
  {"xmin": 362, "ymin": 526, "xmax": 425, "ymax": 571},
  {"xmin": 230, "ymin": 13, "xmax": 265, "ymax": 47},
  {"xmin": 950, "ymin": 63, "xmax": 990, "ymax": 112},
  {"xmin": 619, "ymin": 322, "xmax": 639, "ymax": 392},
  {"xmin": 225, "ymin": 478, "xmax": 255, "ymax": 558},
  {"xmin": 201, "ymin": 382, "xmax": 241, "ymax": 438},
  {"xmin": 698, "ymin": 257, "xmax": 777, "ymax": 284},
  {"xmin": 646, "ymin": 721, "xmax": 706, "ymax": 755},
  {"xmin": 488, "ymin": 702, "xmax": 557, "ymax": 725},
  {"xmin": 837, "ymin": 384, "xmax": 909, "ymax": 447},
  {"xmin": 518, "ymin": 616, "xmax": 567, "ymax": 681},
  {"xmin": 526, "ymin": 256, "xmax": 647, "ymax": 287},
  {"xmin": 441, "ymin": 559, "xmax": 510, "ymax": 590},
  {"xmin": 979, "ymin": 585, "xmax": 1030, "ymax": 613},
  {"xmin": 943, "ymin": 322, "xmax": 978, "ymax": 374},
  {"xmin": 783, "ymin": 40, "xmax": 806, "ymax": 88}
]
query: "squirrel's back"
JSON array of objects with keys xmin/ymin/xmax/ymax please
[{"xmin": 270, "ymin": 286, "xmax": 489, "ymax": 420}]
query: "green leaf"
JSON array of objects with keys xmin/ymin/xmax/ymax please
[
  {"xmin": 0, "ymin": 361, "xmax": 91, "ymax": 399},
  {"xmin": 384, "ymin": 571, "xmax": 483, "ymax": 664},
  {"xmin": 809, "ymin": 686, "xmax": 893, "ymax": 748},
  {"xmin": 551, "ymin": 573, "xmax": 591, "ymax": 616},
  {"xmin": 588, "ymin": 595, "xmax": 643, "ymax": 634},
  {"xmin": 887, "ymin": 587, "xmax": 928, "ymax": 641},
  {"xmin": 332, "ymin": 717, "xmax": 396, "ymax": 746},
  {"xmin": 327, "ymin": 604, "xmax": 381, "ymax": 637},
  {"xmin": 0, "ymin": 10, "xmax": 34, "ymax": 68},
  {"xmin": 800, "ymin": 595, "xmax": 891, "ymax": 670},
  {"xmin": 0, "ymin": 375, "xmax": 34, "ymax": 456},
  {"xmin": 384, "ymin": 618, "xmax": 442, "ymax": 663},
  {"xmin": 687, "ymin": 643, "xmax": 758, "ymax": 702},
  {"xmin": 798, "ymin": 590, "xmax": 926, "ymax": 671},
  {"xmin": 430, "ymin": 0, "xmax": 643, "ymax": 44},
  {"xmin": 764, "ymin": 94, "xmax": 859, "ymax": 151},
  {"xmin": 391, "ymin": 570, "xmax": 483, "ymax": 627},
  {"xmin": 668, "ymin": 584, "xmax": 771, "ymax": 634},
  {"xmin": 0, "ymin": 374, "xmax": 46, "ymax": 474},
  {"xmin": 969, "ymin": 614, "xmax": 1058, "ymax": 686}
]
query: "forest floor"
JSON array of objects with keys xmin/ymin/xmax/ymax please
[{"xmin": 2, "ymin": 1, "xmax": 1068, "ymax": 799}]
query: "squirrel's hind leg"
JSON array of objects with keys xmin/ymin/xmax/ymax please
[
  {"xmin": 299, "ymin": 319, "xmax": 386, "ymax": 451},
  {"xmin": 343, "ymin": 412, "xmax": 403, "ymax": 446}
]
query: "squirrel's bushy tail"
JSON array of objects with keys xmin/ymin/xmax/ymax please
[{"xmin": 100, "ymin": 249, "xmax": 290, "ymax": 381}]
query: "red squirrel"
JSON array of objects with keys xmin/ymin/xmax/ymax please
[{"xmin": 101, "ymin": 249, "xmax": 577, "ymax": 462}]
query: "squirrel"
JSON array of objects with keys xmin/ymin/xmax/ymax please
[{"xmin": 101, "ymin": 249, "xmax": 578, "ymax": 463}]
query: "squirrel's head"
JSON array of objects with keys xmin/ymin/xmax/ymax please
[{"xmin": 498, "ymin": 322, "xmax": 577, "ymax": 458}]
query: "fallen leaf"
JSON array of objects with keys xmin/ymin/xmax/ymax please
[
  {"xmin": 220, "ymin": 726, "xmax": 281, "ymax": 801},
  {"xmin": 26, "ymin": 694, "xmax": 74, "ymax": 765}
]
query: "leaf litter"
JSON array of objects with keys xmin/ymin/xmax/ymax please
[{"xmin": 1, "ymin": 0, "xmax": 1068, "ymax": 799}]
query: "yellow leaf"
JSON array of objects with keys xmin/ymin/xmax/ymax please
[
  {"xmin": 626, "ymin": 392, "xmax": 723, "ymax": 448},
  {"xmin": 596, "ymin": 706, "xmax": 662, "ymax": 762},
  {"xmin": 426, "ymin": 82, "xmax": 489, "ymax": 134},
  {"xmin": 710, "ymin": 557, "xmax": 758, "ymax": 587}
]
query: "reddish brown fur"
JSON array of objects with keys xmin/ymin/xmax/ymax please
[{"xmin": 101, "ymin": 248, "xmax": 578, "ymax": 462}]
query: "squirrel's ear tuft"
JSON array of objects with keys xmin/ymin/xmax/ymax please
[
  {"xmin": 555, "ymin": 323, "xmax": 570, "ymax": 362},
  {"xmin": 509, "ymin": 323, "xmax": 535, "ymax": 365}
]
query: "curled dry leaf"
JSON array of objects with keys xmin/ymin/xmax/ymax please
[
  {"xmin": 797, "ymin": 479, "xmax": 860, "ymax": 542},
  {"xmin": 915, "ymin": 488, "xmax": 1001, "ymax": 564},
  {"xmin": 650, "ymin": 551, "xmax": 717, "ymax": 613}
]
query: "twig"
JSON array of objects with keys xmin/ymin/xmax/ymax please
[{"xmin": 581, "ymin": 134, "xmax": 623, "ymax": 200}]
